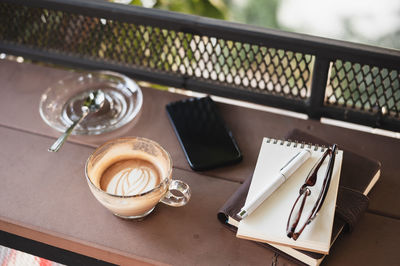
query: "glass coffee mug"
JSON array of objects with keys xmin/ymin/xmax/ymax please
[{"xmin": 85, "ymin": 137, "xmax": 191, "ymax": 219}]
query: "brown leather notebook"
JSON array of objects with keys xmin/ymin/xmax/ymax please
[{"xmin": 218, "ymin": 129, "xmax": 381, "ymax": 266}]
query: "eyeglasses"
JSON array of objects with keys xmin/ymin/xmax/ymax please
[{"xmin": 286, "ymin": 144, "xmax": 337, "ymax": 240}]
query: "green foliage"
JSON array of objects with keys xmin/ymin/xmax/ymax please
[
  {"xmin": 156, "ymin": 0, "xmax": 226, "ymax": 19},
  {"xmin": 129, "ymin": 0, "xmax": 142, "ymax": 5},
  {"xmin": 226, "ymin": 0, "xmax": 280, "ymax": 29},
  {"xmin": 129, "ymin": 0, "xmax": 227, "ymax": 20}
]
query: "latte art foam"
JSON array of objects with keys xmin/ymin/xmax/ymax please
[{"xmin": 100, "ymin": 159, "xmax": 161, "ymax": 196}]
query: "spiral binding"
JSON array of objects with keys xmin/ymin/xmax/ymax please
[{"xmin": 265, "ymin": 137, "xmax": 333, "ymax": 152}]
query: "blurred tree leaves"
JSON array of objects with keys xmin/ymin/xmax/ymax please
[
  {"xmin": 156, "ymin": 0, "xmax": 227, "ymax": 19},
  {"xmin": 129, "ymin": 0, "xmax": 143, "ymax": 5},
  {"xmin": 227, "ymin": 0, "xmax": 280, "ymax": 29},
  {"xmin": 127, "ymin": 0, "xmax": 281, "ymax": 30},
  {"xmin": 134, "ymin": 0, "xmax": 281, "ymax": 32},
  {"xmin": 129, "ymin": 0, "xmax": 228, "ymax": 20}
]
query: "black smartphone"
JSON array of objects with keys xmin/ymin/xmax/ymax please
[{"xmin": 166, "ymin": 96, "xmax": 242, "ymax": 171}]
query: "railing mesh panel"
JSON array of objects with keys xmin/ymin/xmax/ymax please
[
  {"xmin": 326, "ymin": 60, "xmax": 400, "ymax": 118},
  {"xmin": 1, "ymin": 2, "xmax": 400, "ymax": 129},
  {"xmin": 0, "ymin": 2, "xmax": 313, "ymax": 100}
]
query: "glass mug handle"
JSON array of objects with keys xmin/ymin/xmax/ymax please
[{"xmin": 160, "ymin": 179, "xmax": 191, "ymax": 207}]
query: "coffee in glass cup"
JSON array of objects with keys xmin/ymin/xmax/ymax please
[{"xmin": 85, "ymin": 137, "xmax": 191, "ymax": 219}]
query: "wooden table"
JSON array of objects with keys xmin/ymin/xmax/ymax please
[{"xmin": 0, "ymin": 59, "xmax": 399, "ymax": 265}]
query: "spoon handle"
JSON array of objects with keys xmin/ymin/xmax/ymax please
[{"xmin": 48, "ymin": 111, "xmax": 88, "ymax": 152}]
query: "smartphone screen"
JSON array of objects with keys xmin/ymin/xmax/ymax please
[{"xmin": 166, "ymin": 96, "xmax": 242, "ymax": 171}]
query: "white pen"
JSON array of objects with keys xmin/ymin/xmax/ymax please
[{"xmin": 237, "ymin": 149, "xmax": 311, "ymax": 219}]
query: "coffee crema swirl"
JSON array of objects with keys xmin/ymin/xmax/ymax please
[{"xmin": 100, "ymin": 159, "xmax": 161, "ymax": 196}]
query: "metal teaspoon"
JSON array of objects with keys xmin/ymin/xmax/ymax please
[{"xmin": 48, "ymin": 90, "xmax": 106, "ymax": 152}]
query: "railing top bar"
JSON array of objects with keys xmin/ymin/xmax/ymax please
[{"xmin": 6, "ymin": 0, "xmax": 400, "ymax": 68}]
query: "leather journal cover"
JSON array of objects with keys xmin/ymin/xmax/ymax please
[{"xmin": 217, "ymin": 129, "xmax": 381, "ymax": 266}]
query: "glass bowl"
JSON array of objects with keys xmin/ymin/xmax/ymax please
[{"xmin": 39, "ymin": 70, "xmax": 143, "ymax": 135}]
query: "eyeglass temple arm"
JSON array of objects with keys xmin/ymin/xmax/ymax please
[
  {"xmin": 286, "ymin": 188, "xmax": 309, "ymax": 238},
  {"xmin": 313, "ymin": 144, "xmax": 338, "ymax": 216}
]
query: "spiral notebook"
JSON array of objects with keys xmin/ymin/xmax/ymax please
[{"xmin": 236, "ymin": 137, "xmax": 343, "ymax": 254}]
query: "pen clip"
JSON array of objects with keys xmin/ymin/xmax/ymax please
[{"xmin": 280, "ymin": 151, "xmax": 301, "ymax": 172}]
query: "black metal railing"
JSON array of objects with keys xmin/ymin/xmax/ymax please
[{"xmin": 1, "ymin": 0, "xmax": 399, "ymax": 131}]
